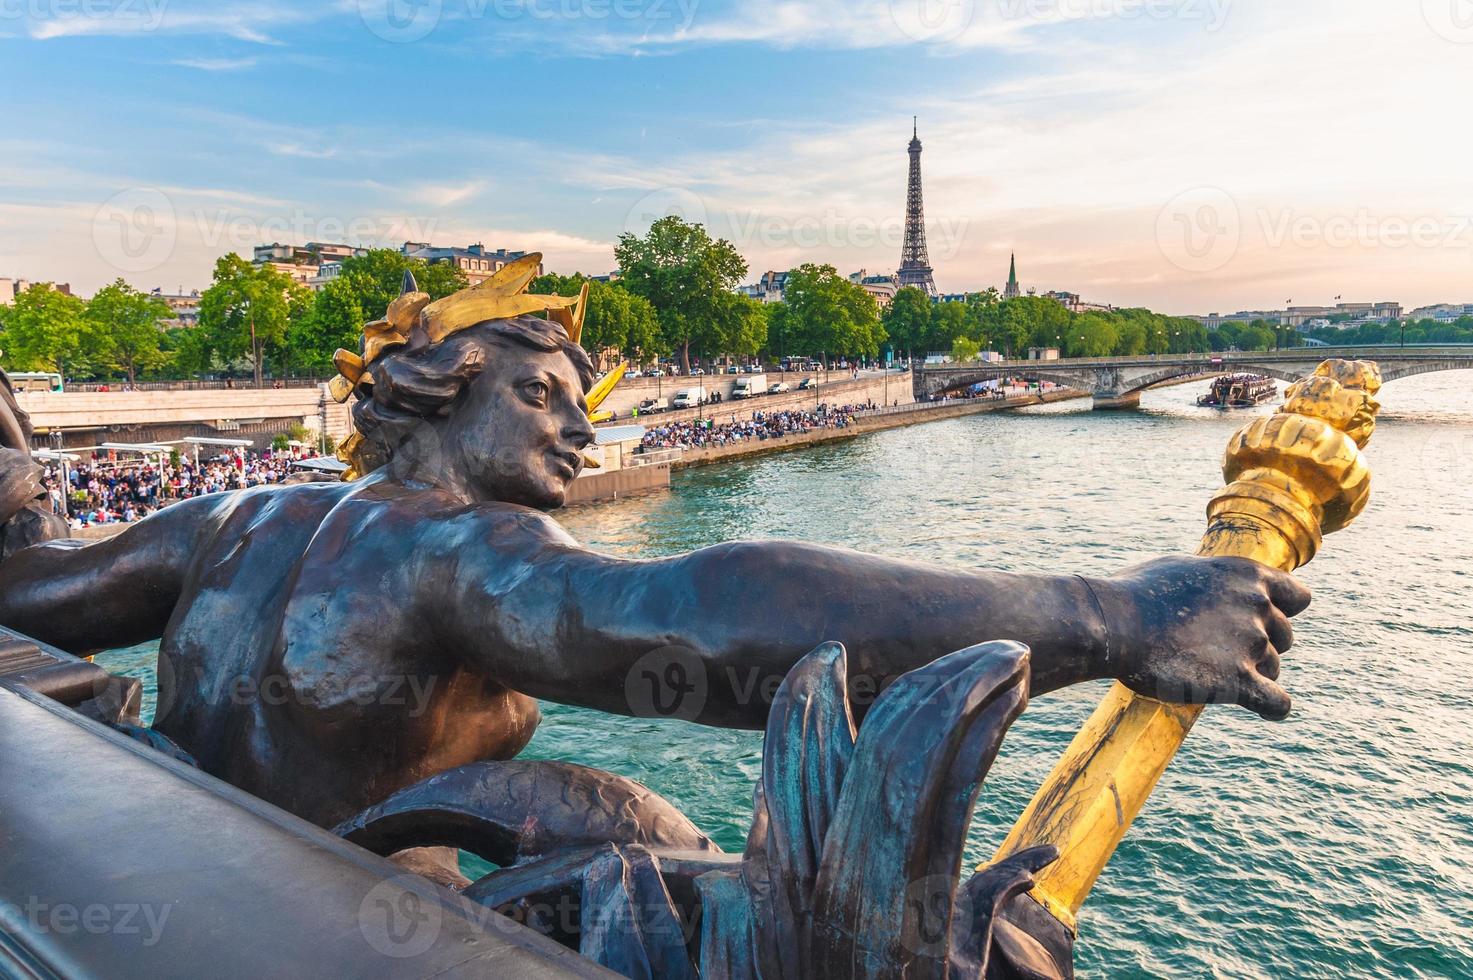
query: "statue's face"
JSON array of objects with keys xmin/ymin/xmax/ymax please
[{"xmin": 443, "ymin": 341, "xmax": 595, "ymax": 508}]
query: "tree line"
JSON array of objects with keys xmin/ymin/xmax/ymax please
[{"xmin": 12, "ymin": 213, "xmax": 1458, "ymax": 386}]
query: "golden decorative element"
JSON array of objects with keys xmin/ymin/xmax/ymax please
[
  {"xmin": 546, "ymin": 281, "xmax": 590, "ymax": 347},
  {"xmin": 327, "ymin": 253, "xmax": 615, "ymax": 478},
  {"xmin": 984, "ymin": 358, "xmax": 1383, "ymax": 933},
  {"xmin": 586, "ymin": 360, "xmax": 627, "ymax": 415},
  {"xmin": 326, "ymin": 373, "xmax": 357, "ymax": 405}
]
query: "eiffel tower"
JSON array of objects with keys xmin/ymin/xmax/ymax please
[{"xmin": 896, "ymin": 117, "xmax": 938, "ymax": 297}]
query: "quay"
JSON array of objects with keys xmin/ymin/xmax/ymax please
[{"xmin": 666, "ymin": 389, "xmax": 1085, "ymax": 471}]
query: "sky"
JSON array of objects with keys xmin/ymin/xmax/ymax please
[{"xmin": 2, "ymin": 0, "xmax": 1471, "ymax": 314}]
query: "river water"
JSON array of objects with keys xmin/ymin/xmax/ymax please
[{"xmin": 100, "ymin": 374, "xmax": 1472, "ymax": 978}]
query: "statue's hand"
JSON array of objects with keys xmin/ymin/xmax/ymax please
[{"xmin": 1095, "ymin": 555, "xmax": 1311, "ymax": 721}]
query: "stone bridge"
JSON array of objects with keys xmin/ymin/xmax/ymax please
[{"xmin": 914, "ymin": 347, "xmax": 1473, "ymax": 409}]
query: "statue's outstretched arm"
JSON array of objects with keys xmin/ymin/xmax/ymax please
[
  {"xmin": 0, "ymin": 493, "xmax": 224, "ymax": 653},
  {"xmin": 448, "ymin": 514, "xmax": 1308, "ymax": 729}
]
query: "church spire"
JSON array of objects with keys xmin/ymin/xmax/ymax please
[{"xmin": 1004, "ymin": 252, "xmax": 1021, "ymax": 299}]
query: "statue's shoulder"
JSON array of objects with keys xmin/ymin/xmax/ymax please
[
  {"xmin": 455, "ymin": 500, "xmax": 580, "ymax": 549},
  {"xmin": 328, "ymin": 483, "xmax": 579, "ymax": 552}
]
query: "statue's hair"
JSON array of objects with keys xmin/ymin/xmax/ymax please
[{"xmin": 349, "ymin": 315, "xmax": 595, "ymax": 474}]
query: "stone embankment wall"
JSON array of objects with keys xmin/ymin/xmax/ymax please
[
  {"xmin": 671, "ymin": 389, "xmax": 1085, "ymax": 468},
  {"xmin": 16, "ymin": 386, "xmax": 353, "ymax": 450},
  {"xmin": 599, "ymin": 372, "xmax": 915, "ymax": 429}
]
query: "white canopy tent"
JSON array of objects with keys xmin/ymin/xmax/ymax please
[
  {"xmin": 96, "ymin": 442, "xmax": 174, "ymax": 510},
  {"xmin": 181, "ymin": 436, "xmax": 253, "ymax": 469}
]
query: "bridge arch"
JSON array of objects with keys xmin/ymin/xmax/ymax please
[
  {"xmin": 921, "ymin": 366, "xmax": 1099, "ymax": 397},
  {"xmin": 1127, "ymin": 364, "xmax": 1306, "ymax": 395}
]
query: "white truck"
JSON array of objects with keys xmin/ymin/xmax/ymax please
[
  {"xmin": 730, "ymin": 373, "xmax": 767, "ymax": 399},
  {"xmin": 671, "ymin": 386, "xmax": 706, "ymax": 410}
]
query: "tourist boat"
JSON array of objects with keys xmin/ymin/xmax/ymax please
[{"xmin": 1197, "ymin": 374, "xmax": 1277, "ymax": 409}]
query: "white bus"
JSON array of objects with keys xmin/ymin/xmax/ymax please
[{"xmin": 6, "ymin": 372, "xmax": 64, "ymax": 393}]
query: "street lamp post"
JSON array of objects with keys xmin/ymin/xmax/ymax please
[{"xmin": 49, "ymin": 430, "xmax": 68, "ymax": 520}]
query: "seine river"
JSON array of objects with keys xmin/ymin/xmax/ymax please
[{"xmin": 103, "ymin": 374, "xmax": 1472, "ymax": 978}]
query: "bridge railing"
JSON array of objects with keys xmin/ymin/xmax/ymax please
[
  {"xmin": 62, "ymin": 378, "xmax": 332, "ymax": 393},
  {"xmin": 921, "ymin": 346, "xmax": 1473, "ymax": 372}
]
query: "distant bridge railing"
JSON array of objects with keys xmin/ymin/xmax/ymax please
[
  {"xmin": 63, "ymin": 378, "xmax": 332, "ymax": 394},
  {"xmin": 922, "ymin": 345, "xmax": 1473, "ymax": 373}
]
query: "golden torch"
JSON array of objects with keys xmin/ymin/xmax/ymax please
[{"xmin": 986, "ymin": 358, "xmax": 1383, "ymax": 933}]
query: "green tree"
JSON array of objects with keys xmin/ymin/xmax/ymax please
[
  {"xmin": 85, "ymin": 279, "xmax": 173, "ymax": 383},
  {"xmin": 289, "ymin": 251, "xmax": 468, "ymax": 377},
  {"xmin": 0, "ymin": 283, "xmax": 91, "ymax": 375},
  {"xmin": 777, "ymin": 264, "xmax": 884, "ymax": 363},
  {"xmin": 951, "ymin": 335, "xmax": 981, "ymax": 363},
  {"xmin": 532, "ymin": 274, "xmax": 664, "ymax": 368},
  {"xmin": 930, "ymin": 300, "xmax": 970, "ymax": 350},
  {"xmin": 997, "ymin": 300, "xmax": 1035, "ymax": 358},
  {"xmin": 883, "ymin": 286, "xmax": 933, "ymax": 360},
  {"xmin": 289, "ymin": 274, "xmax": 365, "ymax": 376},
  {"xmin": 614, "ymin": 216, "xmax": 747, "ymax": 373},
  {"xmin": 198, "ymin": 254, "xmax": 305, "ymax": 386},
  {"xmin": 1069, "ymin": 312, "xmax": 1119, "ymax": 357},
  {"xmin": 337, "ymin": 249, "xmax": 467, "ymax": 319},
  {"xmin": 713, "ymin": 291, "xmax": 769, "ymax": 361}
]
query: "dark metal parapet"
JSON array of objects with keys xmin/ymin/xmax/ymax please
[{"xmin": 0, "ymin": 635, "xmax": 608, "ymax": 979}]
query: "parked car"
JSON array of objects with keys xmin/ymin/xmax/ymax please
[
  {"xmin": 798, "ymin": 377, "xmax": 817, "ymax": 390},
  {"xmin": 638, "ymin": 397, "xmax": 668, "ymax": 413},
  {"xmin": 768, "ymin": 382, "xmax": 790, "ymax": 394},
  {"xmin": 626, "ymin": 370, "xmax": 643, "ymax": 378},
  {"xmin": 690, "ymin": 367, "xmax": 705, "ymax": 376},
  {"xmin": 742, "ymin": 364, "xmax": 758, "ymax": 373},
  {"xmin": 725, "ymin": 365, "xmax": 740, "ymax": 374},
  {"xmin": 648, "ymin": 369, "xmax": 666, "ymax": 378}
]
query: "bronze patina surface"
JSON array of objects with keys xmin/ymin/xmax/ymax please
[
  {"xmin": 0, "ymin": 368, "xmax": 68, "ymax": 560},
  {"xmin": 0, "ymin": 272, "xmax": 1319, "ymax": 976}
]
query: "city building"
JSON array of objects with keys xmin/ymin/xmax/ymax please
[
  {"xmin": 1406, "ymin": 303, "xmax": 1473, "ymax": 323},
  {"xmin": 252, "ymin": 242, "xmax": 366, "ymax": 287},
  {"xmin": 400, "ymin": 242, "xmax": 542, "ymax": 286},
  {"xmin": 1188, "ymin": 311, "xmax": 1289, "ymax": 329},
  {"xmin": 738, "ymin": 270, "xmax": 791, "ymax": 304},
  {"xmin": 1044, "ymin": 291, "xmax": 1115, "ymax": 315},
  {"xmin": 149, "ymin": 288, "xmax": 203, "ymax": 328},
  {"xmin": 849, "ymin": 269, "xmax": 897, "ymax": 308},
  {"xmin": 1003, "ymin": 254, "xmax": 1021, "ymax": 301},
  {"xmin": 0, "ymin": 279, "xmax": 69, "ymax": 304},
  {"xmin": 1186, "ymin": 300, "xmax": 1404, "ymax": 330}
]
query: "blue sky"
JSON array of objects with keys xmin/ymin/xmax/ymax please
[{"xmin": 3, "ymin": 0, "xmax": 1471, "ymax": 312}]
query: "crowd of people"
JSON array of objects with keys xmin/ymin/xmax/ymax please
[
  {"xmin": 39, "ymin": 447, "xmax": 310, "ymax": 528},
  {"xmin": 638, "ymin": 403, "xmax": 875, "ymax": 452}
]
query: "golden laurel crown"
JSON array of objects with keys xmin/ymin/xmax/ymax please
[{"xmin": 327, "ymin": 251, "xmax": 625, "ymax": 479}]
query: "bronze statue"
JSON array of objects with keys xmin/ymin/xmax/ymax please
[
  {"xmin": 0, "ymin": 259, "xmax": 1312, "ymax": 976},
  {"xmin": 0, "ymin": 367, "xmax": 68, "ymax": 559}
]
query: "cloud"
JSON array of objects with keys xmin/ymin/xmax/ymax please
[
  {"xmin": 170, "ymin": 57, "xmax": 260, "ymax": 71},
  {"xmin": 24, "ymin": 3, "xmax": 313, "ymax": 44},
  {"xmin": 268, "ymin": 143, "xmax": 339, "ymax": 160},
  {"xmin": 410, "ymin": 182, "xmax": 489, "ymax": 209}
]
